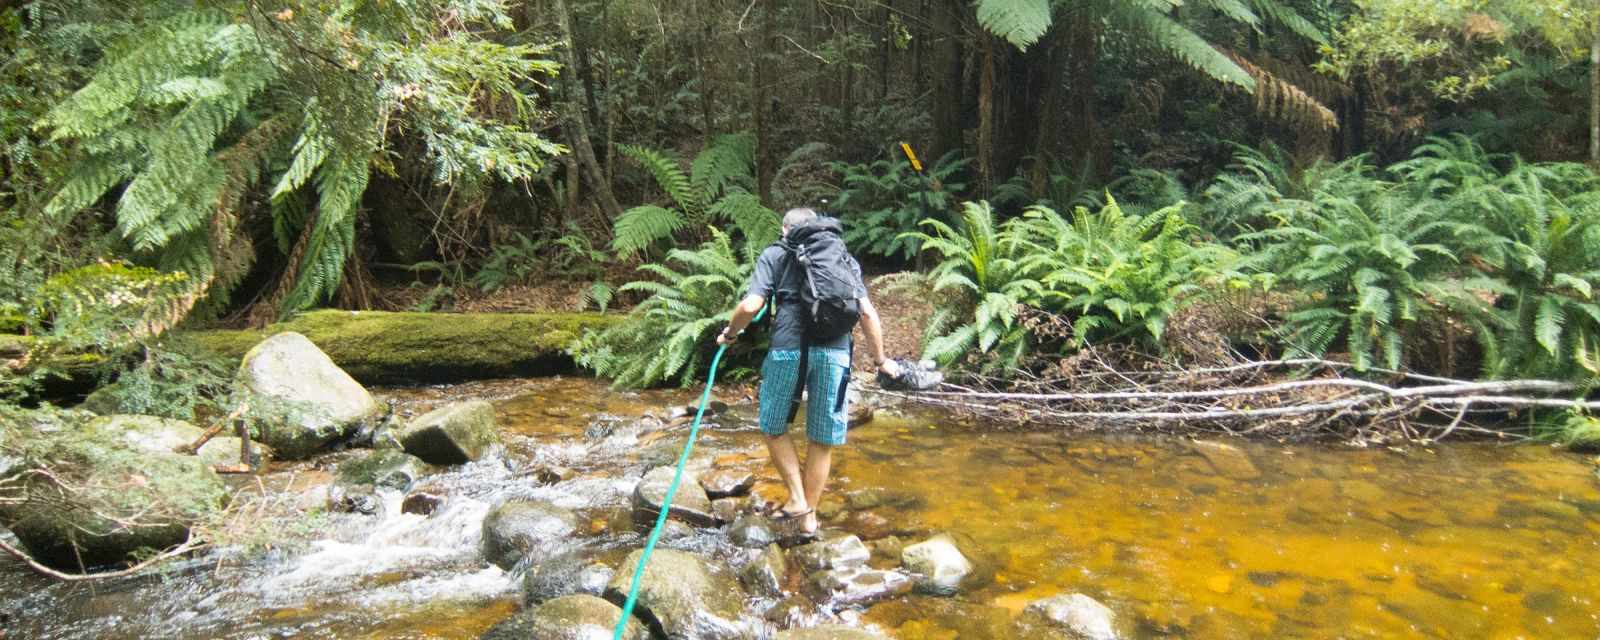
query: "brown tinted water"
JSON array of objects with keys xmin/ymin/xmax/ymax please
[{"xmin": 3, "ymin": 377, "xmax": 1598, "ymax": 638}]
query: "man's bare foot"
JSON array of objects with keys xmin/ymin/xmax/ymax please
[{"xmin": 801, "ymin": 511, "xmax": 819, "ymax": 534}]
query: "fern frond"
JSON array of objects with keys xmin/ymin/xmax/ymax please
[
  {"xmin": 621, "ymin": 144, "xmax": 700, "ymax": 217},
  {"xmin": 975, "ymin": 0, "xmax": 1053, "ymax": 50},
  {"xmin": 612, "ymin": 205, "xmax": 687, "ymax": 258}
]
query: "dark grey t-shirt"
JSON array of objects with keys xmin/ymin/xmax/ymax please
[{"xmin": 746, "ymin": 244, "xmax": 866, "ymax": 350}]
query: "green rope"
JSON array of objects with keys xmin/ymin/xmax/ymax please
[{"xmin": 612, "ymin": 304, "xmax": 767, "ymax": 639}]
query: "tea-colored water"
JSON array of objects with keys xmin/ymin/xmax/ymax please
[{"xmin": 3, "ymin": 377, "xmax": 1597, "ymax": 638}]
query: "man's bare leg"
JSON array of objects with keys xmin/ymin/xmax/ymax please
[
  {"xmin": 801, "ymin": 442, "xmax": 834, "ymax": 533},
  {"xmin": 765, "ymin": 434, "xmax": 809, "ymax": 515}
]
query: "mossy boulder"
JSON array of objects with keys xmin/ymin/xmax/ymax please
[
  {"xmin": 84, "ymin": 414, "xmax": 270, "ymax": 467},
  {"xmin": 336, "ymin": 449, "xmax": 430, "ymax": 491},
  {"xmin": 0, "ymin": 416, "xmax": 228, "ymax": 571},
  {"xmin": 185, "ymin": 310, "xmax": 620, "ymax": 384},
  {"xmin": 236, "ymin": 332, "xmax": 381, "ymax": 459},
  {"xmin": 602, "ymin": 548, "xmax": 756, "ymax": 640},
  {"xmin": 398, "ymin": 400, "xmax": 499, "ymax": 465},
  {"xmin": 480, "ymin": 594, "xmax": 648, "ymax": 640}
]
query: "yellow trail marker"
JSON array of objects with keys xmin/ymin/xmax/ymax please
[{"xmin": 900, "ymin": 141, "xmax": 924, "ymax": 173}]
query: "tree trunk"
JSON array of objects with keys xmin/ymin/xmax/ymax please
[
  {"xmin": 976, "ymin": 33, "xmax": 997, "ymax": 194},
  {"xmin": 1064, "ymin": 14, "xmax": 1103, "ymax": 183},
  {"xmin": 928, "ymin": 0, "xmax": 965, "ymax": 161},
  {"xmin": 754, "ymin": 0, "xmax": 776, "ymax": 205},
  {"xmin": 550, "ymin": 0, "xmax": 622, "ymax": 218},
  {"xmin": 1591, "ymin": 12, "xmax": 1599, "ymax": 166}
]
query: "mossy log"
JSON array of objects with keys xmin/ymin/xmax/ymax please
[{"xmin": 183, "ymin": 310, "xmax": 619, "ymax": 384}]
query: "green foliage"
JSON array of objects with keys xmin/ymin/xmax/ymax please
[
  {"xmin": 93, "ymin": 338, "xmax": 237, "ymax": 423},
  {"xmin": 32, "ymin": 262, "xmax": 194, "ymax": 349},
  {"xmin": 1199, "ymin": 145, "xmax": 1382, "ymax": 238},
  {"xmin": 975, "ymin": 0, "xmax": 1054, "ymax": 50},
  {"xmin": 829, "ymin": 151, "xmax": 969, "ymax": 261},
  {"xmin": 906, "ymin": 197, "xmax": 1239, "ymax": 373},
  {"xmin": 575, "ymin": 228, "xmax": 753, "ymax": 388},
  {"xmin": 37, "ymin": 1, "xmax": 563, "ymax": 318},
  {"xmin": 612, "ymin": 134, "xmax": 780, "ymax": 259},
  {"xmin": 471, "ymin": 225, "xmax": 609, "ymax": 293}
]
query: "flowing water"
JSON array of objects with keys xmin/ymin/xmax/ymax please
[{"xmin": 3, "ymin": 377, "xmax": 1599, "ymax": 638}]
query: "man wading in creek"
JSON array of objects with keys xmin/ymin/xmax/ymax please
[{"xmin": 717, "ymin": 207, "xmax": 899, "ymax": 536}]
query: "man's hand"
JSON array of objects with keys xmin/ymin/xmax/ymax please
[
  {"xmin": 877, "ymin": 357, "xmax": 902, "ymax": 378},
  {"xmin": 716, "ymin": 326, "xmax": 740, "ymax": 346}
]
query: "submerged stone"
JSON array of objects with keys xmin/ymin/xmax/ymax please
[
  {"xmin": 480, "ymin": 594, "xmax": 647, "ymax": 640},
  {"xmin": 1189, "ymin": 440, "xmax": 1261, "ymax": 480},
  {"xmin": 775, "ymin": 626, "xmax": 889, "ymax": 640},
  {"xmin": 237, "ymin": 331, "xmax": 381, "ymax": 459},
  {"xmin": 602, "ymin": 548, "xmax": 756, "ymax": 640},
  {"xmin": 901, "ymin": 533, "xmax": 976, "ymax": 596},
  {"xmin": 481, "ymin": 500, "xmax": 579, "ymax": 570},
  {"xmin": 1018, "ymin": 593, "xmax": 1121, "ymax": 640},
  {"xmin": 399, "ymin": 400, "xmax": 500, "ymax": 465}
]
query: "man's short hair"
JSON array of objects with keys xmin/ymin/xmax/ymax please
[{"xmin": 782, "ymin": 207, "xmax": 818, "ymax": 229}]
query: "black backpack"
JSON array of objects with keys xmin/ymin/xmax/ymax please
[{"xmin": 776, "ymin": 216, "xmax": 862, "ymax": 340}]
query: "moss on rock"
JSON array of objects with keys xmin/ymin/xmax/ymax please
[{"xmin": 184, "ymin": 310, "xmax": 617, "ymax": 384}]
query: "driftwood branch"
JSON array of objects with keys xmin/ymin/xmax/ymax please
[
  {"xmin": 874, "ymin": 353, "xmax": 1588, "ymax": 442},
  {"xmin": 0, "ymin": 533, "xmax": 203, "ymax": 582}
]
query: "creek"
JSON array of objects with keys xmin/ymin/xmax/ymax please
[{"xmin": 3, "ymin": 377, "xmax": 1599, "ymax": 638}]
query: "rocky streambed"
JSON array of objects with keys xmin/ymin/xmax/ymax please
[{"xmin": 5, "ymin": 354, "xmax": 1600, "ymax": 637}]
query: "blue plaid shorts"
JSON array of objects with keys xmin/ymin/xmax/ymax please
[{"xmin": 757, "ymin": 347, "xmax": 851, "ymax": 446}]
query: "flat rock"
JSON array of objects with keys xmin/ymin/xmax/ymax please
[
  {"xmin": 603, "ymin": 548, "xmax": 756, "ymax": 640},
  {"xmin": 480, "ymin": 594, "xmax": 647, "ymax": 640},
  {"xmin": 237, "ymin": 332, "xmax": 380, "ymax": 459},
  {"xmin": 632, "ymin": 466, "xmax": 717, "ymax": 528},
  {"xmin": 805, "ymin": 566, "xmax": 913, "ymax": 607},
  {"xmin": 1190, "ymin": 440, "xmax": 1261, "ymax": 480},
  {"xmin": 481, "ymin": 501, "xmax": 579, "ymax": 570},
  {"xmin": 399, "ymin": 400, "xmax": 500, "ymax": 465}
]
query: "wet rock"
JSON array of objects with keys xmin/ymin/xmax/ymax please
[
  {"xmin": 901, "ymin": 533, "xmax": 976, "ymax": 595},
  {"xmin": 1018, "ymin": 593, "xmax": 1120, "ymax": 640},
  {"xmin": 328, "ymin": 486, "xmax": 384, "ymax": 515},
  {"xmin": 776, "ymin": 626, "xmax": 889, "ymax": 640},
  {"xmin": 632, "ymin": 466, "xmax": 717, "ymax": 528},
  {"xmin": 526, "ymin": 465, "xmax": 574, "ymax": 486},
  {"xmin": 793, "ymin": 534, "xmax": 870, "ymax": 572},
  {"xmin": 658, "ymin": 519, "xmax": 698, "ymax": 544},
  {"xmin": 870, "ymin": 596, "xmax": 1014, "ymax": 638},
  {"xmin": 700, "ymin": 468, "xmax": 757, "ymax": 499},
  {"xmin": 805, "ymin": 566, "xmax": 913, "ymax": 607},
  {"xmin": 86, "ymin": 414, "xmax": 270, "ymax": 467},
  {"xmin": 400, "ymin": 492, "xmax": 444, "ymax": 516},
  {"xmin": 237, "ymin": 332, "xmax": 381, "ymax": 459},
  {"xmin": 844, "ymin": 488, "xmax": 918, "ymax": 511},
  {"xmin": 481, "ymin": 594, "xmax": 648, "ymax": 640},
  {"xmin": 398, "ymin": 400, "xmax": 500, "ymax": 465},
  {"xmin": 728, "ymin": 513, "xmax": 779, "ymax": 549},
  {"xmin": 712, "ymin": 498, "xmax": 742, "ymax": 523},
  {"xmin": 739, "ymin": 543, "xmax": 788, "ymax": 598},
  {"xmin": 524, "ymin": 552, "xmax": 615, "ymax": 605},
  {"xmin": 1189, "ymin": 440, "xmax": 1261, "ymax": 480},
  {"xmin": 602, "ymin": 548, "xmax": 755, "ymax": 640},
  {"xmin": 336, "ymin": 449, "xmax": 428, "ymax": 491},
  {"xmin": 481, "ymin": 501, "xmax": 579, "ymax": 570},
  {"xmin": 0, "ymin": 419, "xmax": 228, "ymax": 570},
  {"xmin": 867, "ymin": 536, "xmax": 906, "ymax": 561},
  {"xmin": 844, "ymin": 511, "xmax": 893, "ymax": 540}
]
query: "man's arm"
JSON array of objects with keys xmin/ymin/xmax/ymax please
[
  {"xmin": 858, "ymin": 296, "xmax": 889, "ymax": 369},
  {"xmin": 717, "ymin": 294, "xmax": 766, "ymax": 345}
]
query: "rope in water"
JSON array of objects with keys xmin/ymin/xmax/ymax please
[{"xmin": 612, "ymin": 303, "xmax": 767, "ymax": 639}]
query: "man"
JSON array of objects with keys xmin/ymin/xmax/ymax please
[{"xmin": 717, "ymin": 207, "xmax": 897, "ymax": 535}]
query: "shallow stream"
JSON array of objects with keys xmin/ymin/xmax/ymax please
[{"xmin": 3, "ymin": 377, "xmax": 1599, "ymax": 638}]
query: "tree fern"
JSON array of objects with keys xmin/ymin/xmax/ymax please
[
  {"xmin": 974, "ymin": 0, "xmax": 1053, "ymax": 50},
  {"xmin": 613, "ymin": 135, "xmax": 768, "ymax": 259}
]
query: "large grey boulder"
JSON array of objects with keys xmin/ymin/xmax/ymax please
[
  {"xmin": 632, "ymin": 466, "xmax": 716, "ymax": 528},
  {"xmin": 525, "ymin": 552, "xmax": 616, "ymax": 605},
  {"xmin": 901, "ymin": 533, "xmax": 977, "ymax": 596},
  {"xmin": 1017, "ymin": 593, "xmax": 1120, "ymax": 640},
  {"xmin": 775, "ymin": 627, "xmax": 890, "ymax": 640},
  {"xmin": 602, "ymin": 548, "xmax": 756, "ymax": 640},
  {"xmin": 481, "ymin": 501, "xmax": 580, "ymax": 570},
  {"xmin": 0, "ymin": 420, "xmax": 227, "ymax": 570},
  {"xmin": 399, "ymin": 400, "xmax": 500, "ymax": 465},
  {"xmin": 237, "ymin": 332, "xmax": 380, "ymax": 459},
  {"xmin": 336, "ymin": 449, "xmax": 429, "ymax": 491},
  {"xmin": 86, "ymin": 414, "xmax": 270, "ymax": 466},
  {"xmin": 480, "ymin": 594, "xmax": 647, "ymax": 640}
]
